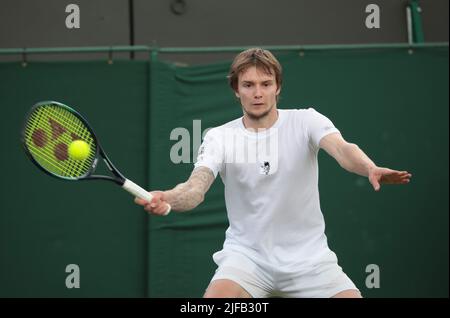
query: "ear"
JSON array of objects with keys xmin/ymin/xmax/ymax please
[
  {"xmin": 276, "ymin": 86, "xmax": 281, "ymax": 96},
  {"xmin": 235, "ymin": 90, "xmax": 240, "ymax": 99}
]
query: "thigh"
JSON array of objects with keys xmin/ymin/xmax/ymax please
[
  {"xmin": 277, "ymin": 262, "xmax": 360, "ymax": 298},
  {"xmin": 332, "ymin": 289, "xmax": 362, "ymax": 298},
  {"xmin": 207, "ymin": 250, "xmax": 274, "ymax": 298}
]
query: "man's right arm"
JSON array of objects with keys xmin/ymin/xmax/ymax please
[
  {"xmin": 164, "ymin": 167, "xmax": 215, "ymax": 212},
  {"xmin": 134, "ymin": 166, "xmax": 215, "ymax": 214}
]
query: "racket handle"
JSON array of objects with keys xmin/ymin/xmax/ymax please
[{"xmin": 122, "ymin": 179, "xmax": 171, "ymax": 215}]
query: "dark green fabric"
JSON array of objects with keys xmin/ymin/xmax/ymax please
[
  {"xmin": 0, "ymin": 61, "xmax": 150, "ymax": 297},
  {"xmin": 148, "ymin": 48, "xmax": 448, "ymax": 297},
  {"xmin": 147, "ymin": 60, "xmax": 235, "ymax": 297}
]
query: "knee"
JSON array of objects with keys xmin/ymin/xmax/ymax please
[{"xmin": 203, "ymin": 279, "xmax": 252, "ymax": 298}]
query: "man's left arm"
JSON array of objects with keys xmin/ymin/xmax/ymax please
[{"xmin": 319, "ymin": 132, "xmax": 412, "ymax": 191}]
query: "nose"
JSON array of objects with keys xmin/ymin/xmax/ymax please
[{"xmin": 254, "ymin": 85, "xmax": 262, "ymax": 99}]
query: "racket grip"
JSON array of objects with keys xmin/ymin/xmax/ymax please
[{"xmin": 122, "ymin": 179, "xmax": 171, "ymax": 215}]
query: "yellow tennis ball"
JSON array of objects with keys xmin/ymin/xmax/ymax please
[{"xmin": 68, "ymin": 140, "xmax": 90, "ymax": 160}]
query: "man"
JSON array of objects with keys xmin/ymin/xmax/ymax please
[{"xmin": 135, "ymin": 48, "xmax": 412, "ymax": 298}]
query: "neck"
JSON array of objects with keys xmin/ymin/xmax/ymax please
[{"xmin": 242, "ymin": 106, "xmax": 279, "ymax": 131}]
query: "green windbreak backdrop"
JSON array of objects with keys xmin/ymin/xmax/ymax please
[
  {"xmin": 0, "ymin": 61, "xmax": 151, "ymax": 297},
  {"xmin": 0, "ymin": 47, "xmax": 448, "ymax": 298},
  {"xmin": 148, "ymin": 47, "xmax": 448, "ymax": 298}
]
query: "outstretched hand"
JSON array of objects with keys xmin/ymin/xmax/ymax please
[{"xmin": 368, "ymin": 167, "xmax": 412, "ymax": 191}]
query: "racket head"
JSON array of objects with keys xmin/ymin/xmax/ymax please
[{"xmin": 21, "ymin": 101, "xmax": 100, "ymax": 181}]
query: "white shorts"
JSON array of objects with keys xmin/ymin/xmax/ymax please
[{"xmin": 209, "ymin": 249, "xmax": 359, "ymax": 298}]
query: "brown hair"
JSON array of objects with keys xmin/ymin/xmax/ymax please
[{"xmin": 227, "ymin": 48, "xmax": 282, "ymax": 92}]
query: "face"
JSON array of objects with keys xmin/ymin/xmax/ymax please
[{"xmin": 235, "ymin": 66, "xmax": 280, "ymax": 120}]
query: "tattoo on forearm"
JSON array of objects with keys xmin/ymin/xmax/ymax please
[{"xmin": 165, "ymin": 167, "xmax": 215, "ymax": 212}]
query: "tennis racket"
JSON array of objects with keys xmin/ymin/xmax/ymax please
[{"xmin": 21, "ymin": 100, "xmax": 171, "ymax": 215}]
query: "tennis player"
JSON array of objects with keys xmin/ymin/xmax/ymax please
[{"xmin": 135, "ymin": 48, "xmax": 412, "ymax": 298}]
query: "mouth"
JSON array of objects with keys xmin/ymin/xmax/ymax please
[{"xmin": 252, "ymin": 103, "xmax": 265, "ymax": 106}]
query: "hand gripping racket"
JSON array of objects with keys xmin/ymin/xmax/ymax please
[{"xmin": 21, "ymin": 101, "xmax": 171, "ymax": 215}]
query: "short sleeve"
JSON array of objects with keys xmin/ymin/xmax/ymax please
[
  {"xmin": 304, "ymin": 108, "xmax": 340, "ymax": 150},
  {"xmin": 194, "ymin": 128, "xmax": 224, "ymax": 178}
]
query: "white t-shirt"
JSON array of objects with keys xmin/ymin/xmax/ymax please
[{"xmin": 195, "ymin": 108, "xmax": 341, "ymax": 271}]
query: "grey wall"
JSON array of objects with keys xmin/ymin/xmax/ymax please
[
  {"xmin": 0, "ymin": 0, "xmax": 448, "ymax": 63},
  {"xmin": 0, "ymin": 0, "xmax": 130, "ymax": 61},
  {"xmin": 136, "ymin": 0, "xmax": 409, "ymax": 46},
  {"xmin": 0, "ymin": 0, "xmax": 129, "ymax": 47}
]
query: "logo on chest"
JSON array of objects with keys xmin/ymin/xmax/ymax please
[{"xmin": 260, "ymin": 161, "xmax": 271, "ymax": 175}]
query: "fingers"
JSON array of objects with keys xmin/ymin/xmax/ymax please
[
  {"xmin": 134, "ymin": 195, "xmax": 158, "ymax": 206},
  {"xmin": 376, "ymin": 169, "xmax": 412, "ymax": 186},
  {"xmin": 400, "ymin": 172, "xmax": 412, "ymax": 179},
  {"xmin": 156, "ymin": 203, "xmax": 171, "ymax": 215},
  {"xmin": 144, "ymin": 203, "xmax": 166, "ymax": 215},
  {"xmin": 134, "ymin": 192, "xmax": 170, "ymax": 216},
  {"xmin": 390, "ymin": 171, "xmax": 412, "ymax": 184},
  {"xmin": 134, "ymin": 197, "xmax": 147, "ymax": 206}
]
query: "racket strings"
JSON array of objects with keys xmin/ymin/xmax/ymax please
[
  {"xmin": 27, "ymin": 109, "xmax": 71, "ymax": 167},
  {"xmin": 25, "ymin": 108, "xmax": 79, "ymax": 175},
  {"xmin": 27, "ymin": 106, "xmax": 95, "ymax": 177},
  {"xmin": 25, "ymin": 110, "xmax": 65, "ymax": 173},
  {"xmin": 24, "ymin": 104, "xmax": 97, "ymax": 178},
  {"xmin": 41, "ymin": 106, "xmax": 96, "ymax": 175}
]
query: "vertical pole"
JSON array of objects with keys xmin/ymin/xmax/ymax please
[
  {"xmin": 409, "ymin": 0, "xmax": 425, "ymax": 43},
  {"xmin": 146, "ymin": 44, "xmax": 159, "ymax": 298}
]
